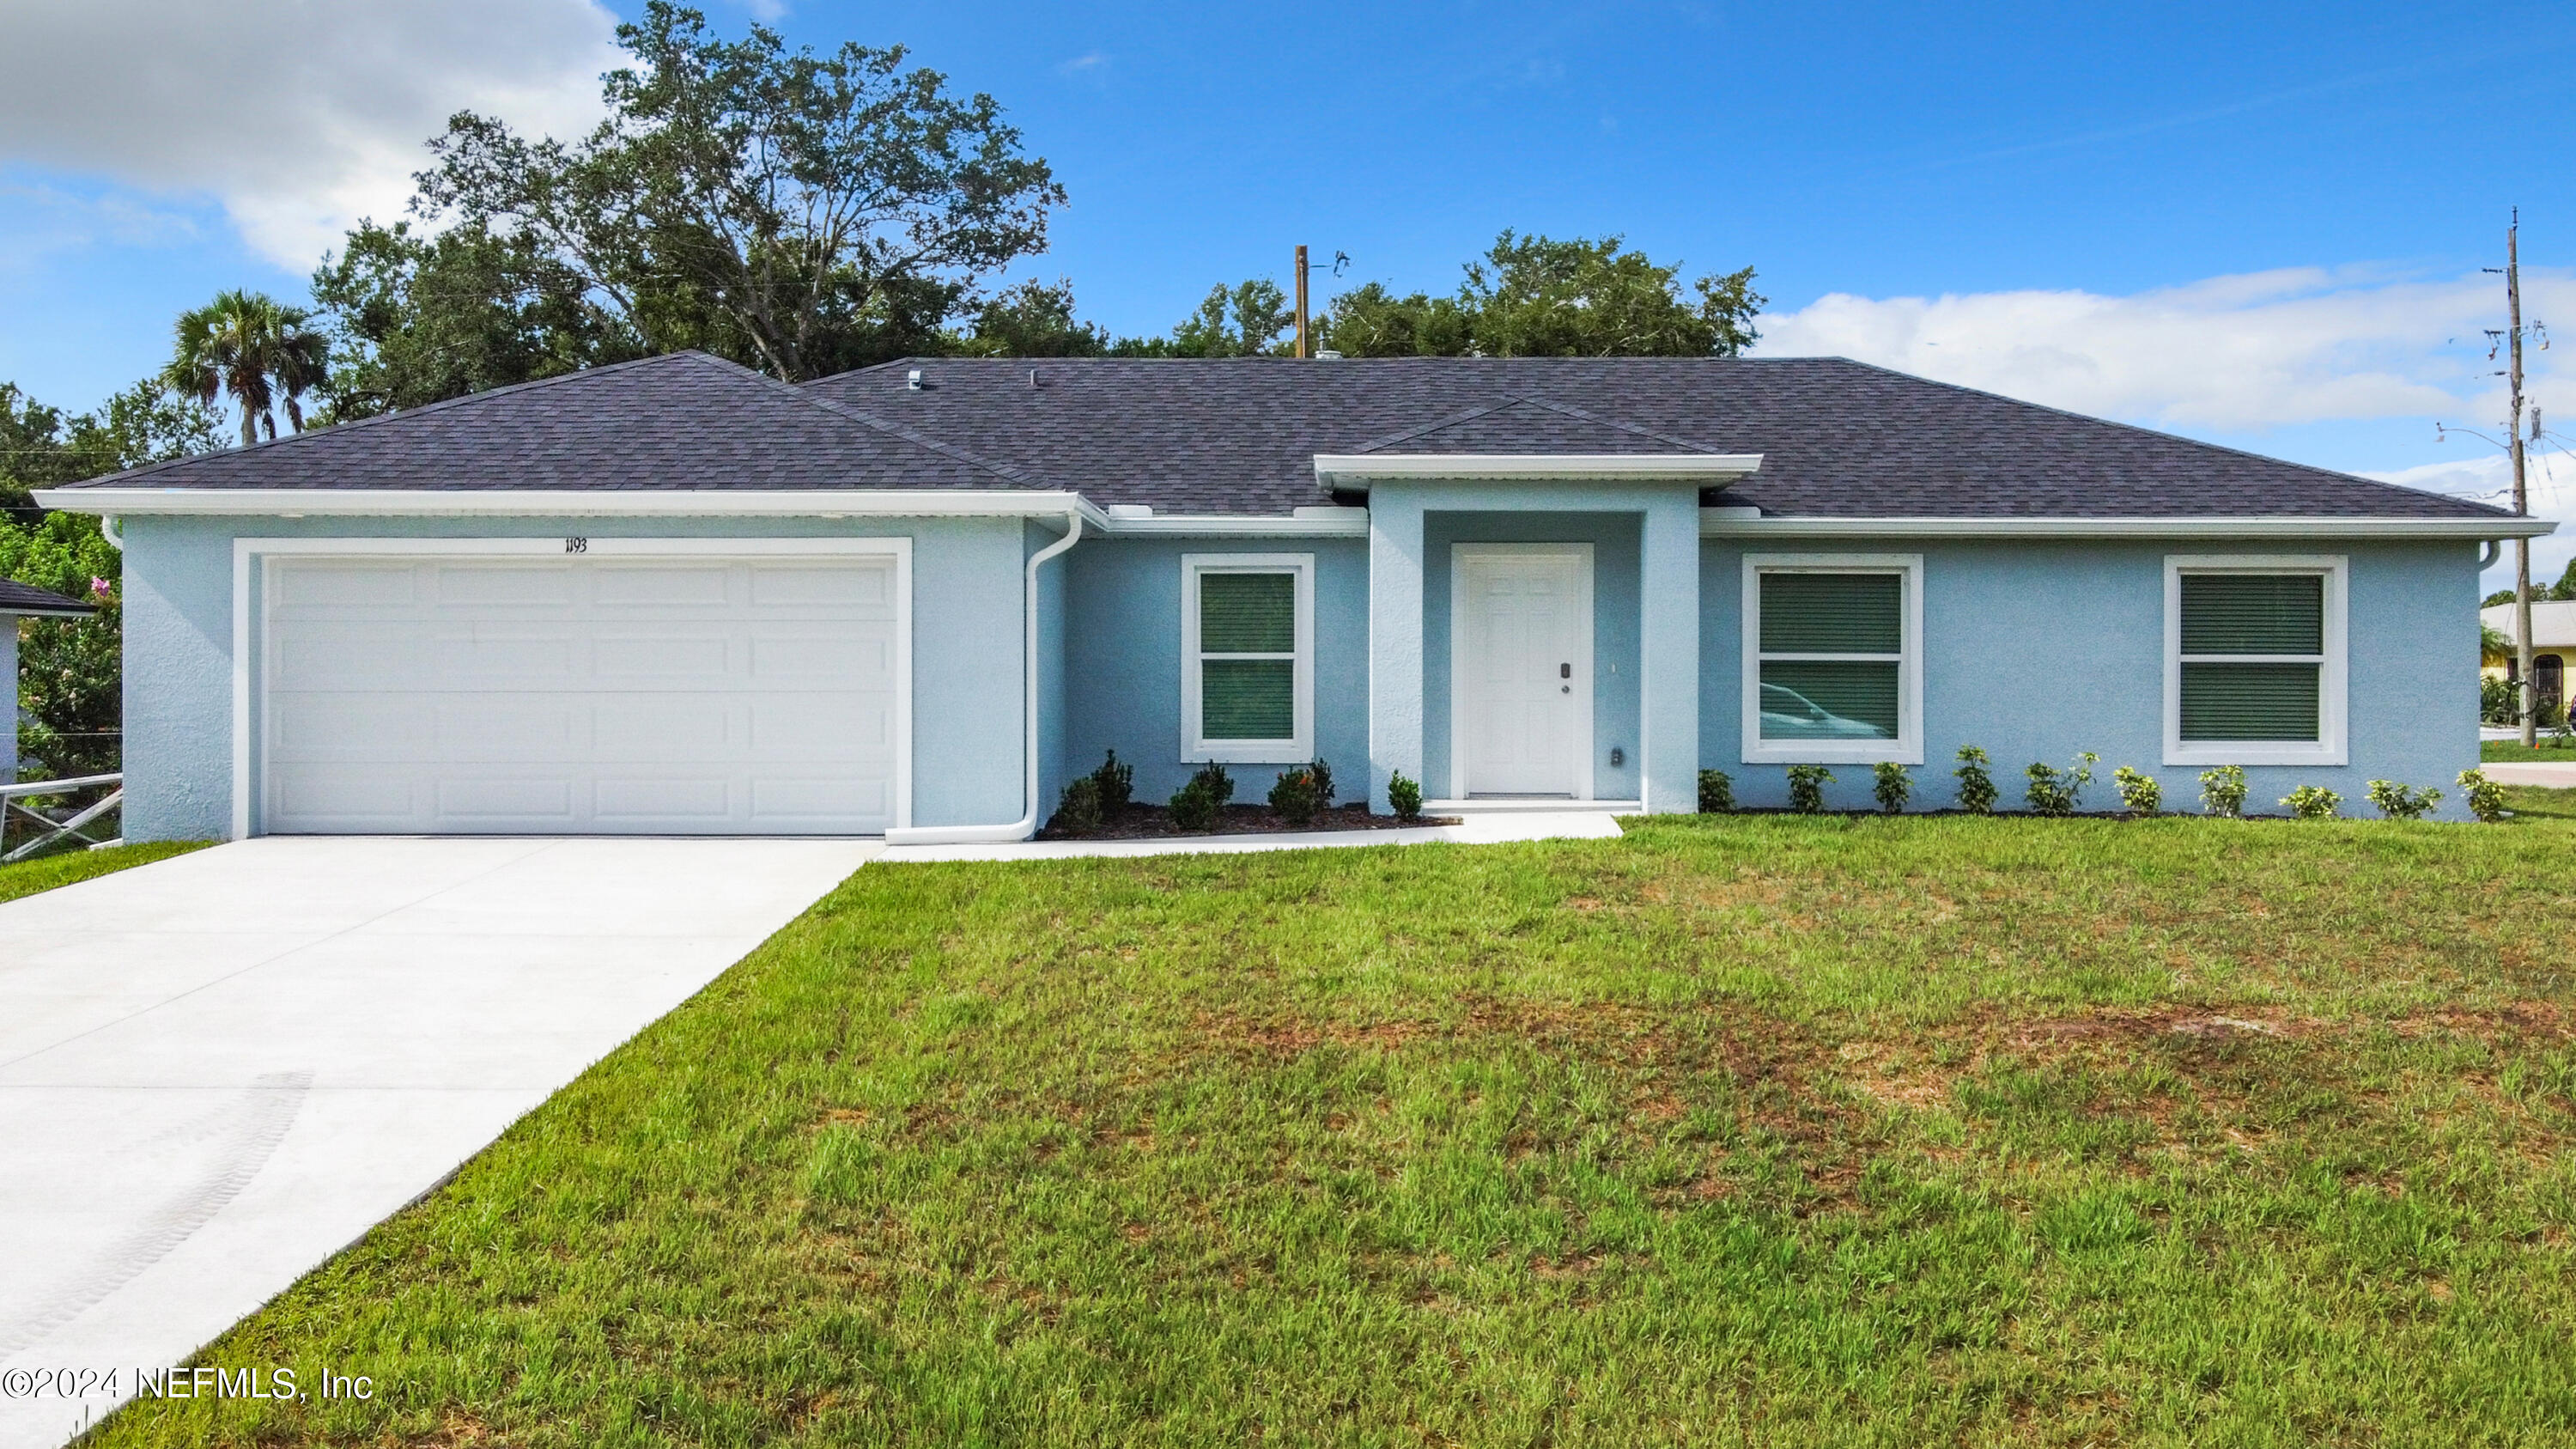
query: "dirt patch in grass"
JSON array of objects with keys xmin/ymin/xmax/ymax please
[{"xmin": 1041, "ymin": 802, "xmax": 1458, "ymax": 840}]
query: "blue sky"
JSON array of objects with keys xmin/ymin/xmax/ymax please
[{"xmin": 7, "ymin": 0, "xmax": 2576, "ymax": 577}]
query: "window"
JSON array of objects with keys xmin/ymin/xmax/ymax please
[
  {"xmin": 1741, "ymin": 553, "xmax": 1923, "ymax": 764},
  {"xmin": 2164, "ymin": 556, "xmax": 2347, "ymax": 766},
  {"xmin": 1182, "ymin": 553, "xmax": 1314, "ymax": 762}
]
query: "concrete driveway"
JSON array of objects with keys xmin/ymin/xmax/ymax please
[{"xmin": 0, "ymin": 837, "xmax": 875, "ymax": 1449}]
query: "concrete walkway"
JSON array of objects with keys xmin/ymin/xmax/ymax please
[
  {"xmin": 0, "ymin": 837, "xmax": 875, "ymax": 1449},
  {"xmin": 2479, "ymin": 760, "xmax": 2576, "ymax": 786},
  {"xmin": 877, "ymin": 810, "xmax": 1626, "ymax": 863}
]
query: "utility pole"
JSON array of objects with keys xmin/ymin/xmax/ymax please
[
  {"xmin": 2510, "ymin": 210, "xmax": 2537, "ymax": 746},
  {"xmin": 1294, "ymin": 245, "xmax": 1310, "ymax": 359}
]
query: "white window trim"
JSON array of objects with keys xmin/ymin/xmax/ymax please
[
  {"xmin": 1180, "ymin": 552, "xmax": 1314, "ymax": 764},
  {"xmin": 228, "ymin": 535, "xmax": 914, "ymax": 842},
  {"xmin": 2163, "ymin": 554, "xmax": 2348, "ymax": 767},
  {"xmin": 1740, "ymin": 552, "xmax": 1924, "ymax": 765}
]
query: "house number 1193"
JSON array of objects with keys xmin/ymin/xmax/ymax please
[{"xmin": 563, "ymin": 538, "xmax": 588, "ymax": 553}]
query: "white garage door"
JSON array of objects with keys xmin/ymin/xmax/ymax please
[{"xmin": 261, "ymin": 552, "xmax": 904, "ymax": 835}]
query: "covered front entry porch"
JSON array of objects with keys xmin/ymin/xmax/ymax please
[{"xmin": 1347, "ymin": 464, "xmax": 1738, "ymax": 816}]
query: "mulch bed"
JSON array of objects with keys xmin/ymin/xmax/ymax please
[{"xmin": 1040, "ymin": 803, "xmax": 1460, "ymax": 841}]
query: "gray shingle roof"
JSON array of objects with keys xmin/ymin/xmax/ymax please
[
  {"xmin": 57, "ymin": 349, "xmax": 2511, "ymax": 523},
  {"xmin": 56, "ymin": 351, "xmax": 1033, "ymax": 494},
  {"xmin": 805, "ymin": 356, "xmax": 2509, "ymax": 520},
  {"xmin": 0, "ymin": 579, "xmax": 94, "ymax": 616}
]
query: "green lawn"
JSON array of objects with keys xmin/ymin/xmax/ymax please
[
  {"xmin": 2483, "ymin": 738, "xmax": 2576, "ymax": 764},
  {"xmin": 0, "ymin": 839, "xmax": 205, "ymax": 905},
  {"xmin": 100, "ymin": 802, "xmax": 2576, "ymax": 1447}
]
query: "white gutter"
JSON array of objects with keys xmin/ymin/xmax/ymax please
[
  {"xmin": 882, "ymin": 511, "xmax": 1084, "ymax": 845},
  {"xmin": 31, "ymin": 487, "xmax": 1117, "ymax": 531},
  {"xmin": 1700, "ymin": 511, "xmax": 2557, "ymax": 539},
  {"xmin": 1316, "ymin": 453, "xmax": 1763, "ymax": 484},
  {"xmin": 97, "ymin": 515, "xmax": 123, "ymax": 551}
]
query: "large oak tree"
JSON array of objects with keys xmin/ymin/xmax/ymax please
[{"xmin": 409, "ymin": 2, "xmax": 1065, "ymax": 384}]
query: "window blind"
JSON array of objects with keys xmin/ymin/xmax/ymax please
[
  {"xmin": 2177, "ymin": 572, "xmax": 2324, "ymax": 743},
  {"xmin": 1758, "ymin": 570, "xmax": 1901, "ymax": 740},
  {"xmin": 2179, "ymin": 575, "xmax": 2321, "ymax": 654},
  {"xmin": 1198, "ymin": 570, "xmax": 1297, "ymax": 741},
  {"xmin": 1200, "ymin": 573, "xmax": 1296, "ymax": 653},
  {"xmin": 1759, "ymin": 573, "xmax": 1902, "ymax": 654}
]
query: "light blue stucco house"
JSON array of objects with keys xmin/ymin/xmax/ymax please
[{"xmin": 33, "ymin": 351, "xmax": 2549, "ymax": 838}]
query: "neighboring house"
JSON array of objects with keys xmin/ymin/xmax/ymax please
[
  {"xmin": 32, "ymin": 352, "xmax": 2549, "ymax": 837},
  {"xmin": 2480, "ymin": 599, "xmax": 2576, "ymax": 721},
  {"xmin": 1, "ymin": 578, "xmax": 96, "ymax": 782}
]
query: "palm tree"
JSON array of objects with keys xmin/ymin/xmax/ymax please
[{"xmin": 162, "ymin": 290, "xmax": 331, "ymax": 447}]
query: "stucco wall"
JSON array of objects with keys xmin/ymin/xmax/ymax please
[
  {"xmin": 1060, "ymin": 535, "xmax": 1370, "ymax": 808},
  {"xmin": 1699, "ymin": 536, "xmax": 2483, "ymax": 818},
  {"xmin": 117, "ymin": 513, "xmax": 1031, "ymax": 841}
]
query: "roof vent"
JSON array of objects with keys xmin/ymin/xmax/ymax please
[
  {"xmin": 1315, "ymin": 349, "xmax": 1344, "ymax": 360},
  {"xmin": 906, "ymin": 368, "xmax": 923, "ymax": 390}
]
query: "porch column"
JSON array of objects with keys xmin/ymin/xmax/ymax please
[
  {"xmin": 1366, "ymin": 489, "xmax": 1427, "ymax": 813},
  {"xmin": 1638, "ymin": 492, "xmax": 1702, "ymax": 814}
]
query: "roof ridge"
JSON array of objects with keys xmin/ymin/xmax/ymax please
[
  {"xmin": 1504, "ymin": 393, "xmax": 1722, "ymax": 453},
  {"xmin": 1349, "ymin": 398, "xmax": 1524, "ymax": 454},
  {"xmin": 717, "ymin": 354, "xmax": 1041, "ymax": 486},
  {"xmin": 61, "ymin": 352, "xmax": 698, "ymax": 490}
]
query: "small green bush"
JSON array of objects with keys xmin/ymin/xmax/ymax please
[
  {"xmin": 2111, "ymin": 766, "xmax": 2161, "ymax": 815},
  {"xmin": 1785, "ymin": 764, "xmax": 1832, "ymax": 813},
  {"xmin": 2481, "ymin": 673, "xmax": 2518, "ymax": 726},
  {"xmin": 1050, "ymin": 776, "xmax": 1104, "ymax": 835},
  {"xmin": 1188, "ymin": 761, "xmax": 1236, "ymax": 807},
  {"xmin": 1169, "ymin": 781, "xmax": 1220, "ymax": 832},
  {"xmin": 2025, "ymin": 752, "xmax": 2099, "ymax": 817},
  {"xmin": 1953, "ymin": 746, "xmax": 1996, "ymax": 814},
  {"xmin": 1871, "ymin": 761, "xmax": 1911, "ymax": 813},
  {"xmin": 2281, "ymin": 785, "xmax": 2342, "ymax": 820},
  {"xmin": 2458, "ymin": 768, "xmax": 2507, "ymax": 823},
  {"xmin": 1387, "ymin": 770, "xmax": 1423, "ymax": 823},
  {"xmin": 1090, "ymin": 750, "xmax": 1134, "ymax": 812},
  {"xmin": 2365, "ymin": 779, "xmax": 2442, "ymax": 820},
  {"xmin": 1267, "ymin": 767, "xmax": 1321, "ymax": 826},
  {"xmin": 1698, "ymin": 769, "xmax": 1735, "ymax": 813},
  {"xmin": 1306, "ymin": 758, "xmax": 1334, "ymax": 806},
  {"xmin": 2200, "ymin": 764, "xmax": 2248, "ymax": 819}
]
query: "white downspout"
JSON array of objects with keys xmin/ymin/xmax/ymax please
[
  {"xmin": 883, "ymin": 512, "xmax": 1083, "ymax": 845},
  {"xmin": 98, "ymin": 516, "xmax": 123, "ymax": 551}
]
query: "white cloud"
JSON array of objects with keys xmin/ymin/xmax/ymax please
[
  {"xmin": 2366, "ymin": 452, "xmax": 2576, "ymax": 593},
  {"xmin": 0, "ymin": 0, "xmax": 622, "ymax": 271},
  {"xmin": 1753, "ymin": 266, "xmax": 2576, "ymax": 434}
]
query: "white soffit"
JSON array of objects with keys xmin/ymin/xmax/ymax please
[
  {"xmin": 1315, "ymin": 453, "xmax": 1763, "ymax": 484},
  {"xmin": 1699, "ymin": 512, "xmax": 2555, "ymax": 539}
]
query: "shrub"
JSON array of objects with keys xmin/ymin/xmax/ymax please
[
  {"xmin": 2111, "ymin": 766, "xmax": 2161, "ymax": 815},
  {"xmin": 2365, "ymin": 779, "xmax": 2442, "ymax": 820},
  {"xmin": 1169, "ymin": 781, "xmax": 1220, "ymax": 832},
  {"xmin": 2199, "ymin": 764, "xmax": 2248, "ymax": 819},
  {"xmin": 1953, "ymin": 746, "xmax": 1996, "ymax": 814},
  {"xmin": 2025, "ymin": 752, "xmax": 2099, "ymax": 817},
  {"xmin": 1785, "ymin": 764, "xmax": 1832, "ymax": 813},
  {"xmin": 2458, "ymin": 768, "xmax": 2507, "ymax": 823},
  {"xmin": 1267, "ymin": 767, "xmax": 1321, "ymax": 826},
  {"xmin": 1090, "ymin": 750, "xmax": 1133, "ymax": 812},
  {"xmin": 1871, "ymin": 761, "xmax": 1911, "ymax": 813},
  {"xmin": 1306, "ymin": 758, "xmax": 1334, "ymax": 806},
  {"xmin": 1050, "ymin": 776, "xmax": 1104, "ymax": 835},
  {"xmin": 2281, "ymin": 785, "xmax": 2342, "ymax": 820},
  {"xmin": 2481, "ymin": 673, "xmax": 2518, "ymax": 726},
  {"xmin": 1387, "ymin": 770, "xmax": 1423, "ymax": 823},
  {"xmin": 1697, "ymin": 769, "xmax": 1735, "ymax": 813},
  {"xmin": 1188, "ymin": 761, "xmax": 1235, "ymax": 807}
]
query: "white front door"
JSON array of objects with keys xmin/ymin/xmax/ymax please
[
  {"xmin": 260, "ymin": 551, "xmax": 905, "ymax": 836},
  {"xmin": 1454, "ymin": 545, "xmax": 1593, "ymax": 797}
]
